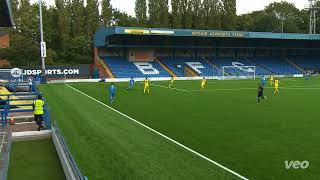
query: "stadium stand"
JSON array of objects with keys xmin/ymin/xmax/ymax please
[
  {"xmin": 160, "ymin": 57, "xmax": 221, "ymax": 77},
  {"xmin": 103, "ymin": 56, "xmax": 171, "ymax": 78},
  {"xmin": 252, "ymin": 57, "xmax": 302, "ymax": 75},
  {"xmin": 102, "ymin": 55, "xmax": 307, "ymax": 78},
  {"xmin": 94, "ymin": 27, "xmax": 320, "ymax": 78},
  {"xmin": 289, "ymin": 56, "xmax": 320, "ymax": 71}
]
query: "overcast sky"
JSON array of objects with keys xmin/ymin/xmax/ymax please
[{"xmin": 34, "ymin": 0, "xmax": 308, "ymax": 15}]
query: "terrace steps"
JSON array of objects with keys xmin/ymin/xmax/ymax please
[
  {"xmin": 286, "ymin": 58, "xmax": 306, "ymax": 73},
  {"xmin": 246, "ymin": 58, "xmax": 275, "ymax": 75},
  {"xmin": 156, "ymin": 59, "xmax": 177, "ymax": 77},
  {"xmin": 99, "ymin": 58, "xmax": 115, "ymax": 78},
  {"xmin": 184, "ymin": 66, "xmax": 199, "ymax": 77},
  {"xmin": 205, "ymin": 59, "xmax": 228, "ymax": 76}
]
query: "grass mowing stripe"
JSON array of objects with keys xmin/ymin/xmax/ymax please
[
  {"xmin": 66, "ymin": 83, "xmax": 250, "ymax": 180},
  {"xmin": 151, "ymin": 83, "xmax": 320, "ymax": 92}
]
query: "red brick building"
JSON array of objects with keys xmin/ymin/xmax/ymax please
[
  {"xmin": 0, "ymin": 31, "xmax": 10, "ymax": 67},
  {"xmin": 0, "ymin": 32, "xmax": 9, "ymax": 48}
]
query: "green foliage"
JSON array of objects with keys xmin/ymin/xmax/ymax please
[
  {"xmin": 135, "ymin": 0, "xmax": 147, "ymax": 27},
  {"xmin": 170, "ymin": 0, "xmax": 182, "ymax": 28},
  {"xmin": 58, "ymin": 36, "xmax": 93, "ymax": 64},
  {"xmin": 85, "ymin": 0, "xmax": 100, "ymax": 37},
  {"xmin": 101, "ymin": 0, "xmax": 112, "ymax": 26},
  {"xmin": 221, "ymin": 0, "xmax": 237, "ymax": 30},
  {"xmin": 113, "ymin": 9, "xmax": 138, "ymax": 27},
  {"xmin": 8, "ymin": 139, "xmax": 65, "ymax": 180},
  {"xmin": 0, "ymin": 33, "xmax": 39, "ymax": 66}
]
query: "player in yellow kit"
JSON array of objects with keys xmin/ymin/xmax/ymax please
[
  {"xmin": 270, "ymin": 75, "xmax": 274, "ymax": 86},
  {"xmin": 144, "ymin": 77, "xmax": 150, "ymax": 94},
  {"xmin": 274, "ymin": 78, "xmax": 279, "ymax": 94},
  {"xmin": 169, "ymin": 75, "xmax": 175, "ymax": 88},
  {"xmin": 201, "ymin": 77, "xmax": 207, "ymax": 89}
]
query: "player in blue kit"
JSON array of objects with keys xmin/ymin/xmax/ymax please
[
  {"xmin": 127, "ymin": 77, "xmax": 135, "ymax": 90},
  {"xmin": 261, "ymin": 76, "xmax": 267, "ymax": 87},
  {"xmin": 109, "ymin": 83, "xmax": 115, "ymax": 103}
]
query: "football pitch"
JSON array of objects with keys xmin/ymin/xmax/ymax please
[{"xmin": 41, "ymin": 78, "xmax": 320, "ymax": 180}]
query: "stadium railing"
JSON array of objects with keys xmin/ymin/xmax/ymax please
[
  {"xmin": 0, "ymin": 93, "xmax": 51, "ymax": 129},
  {"xmin": 0, "ymin": 128, "xmax": 12, "ymax": 180},
  {"xmin": 52, "ymin": 121, "xmax": 88, "ymax": 180}
]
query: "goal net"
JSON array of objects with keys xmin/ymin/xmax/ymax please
[{"xmin": 222, "ymin": 65, "xmax": 256, "ymax": 80}]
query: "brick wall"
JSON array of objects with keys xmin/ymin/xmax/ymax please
[{"xmin": 0, "ymin": 33, "xmax": 9, "ymax": 48}]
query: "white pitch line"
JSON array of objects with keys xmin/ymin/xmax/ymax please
[
  {"xmin": 150, "ymin": 83, "xmax": 190, "ymax": 92},
  {"xmin": 66, "ymin": 84, "xmax": 249, "ymax": 180}
]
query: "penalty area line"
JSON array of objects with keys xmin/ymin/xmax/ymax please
[{"xmin": 66, "ymin": 84, "xmax": 249, "ymax": 180}]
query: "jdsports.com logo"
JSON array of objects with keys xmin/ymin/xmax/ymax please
[
  {"xmin": 23, "ymin": 69, "xmax": 80, "ymax": 76},
  {"xmin": 11, "ymin": 68, "xmax": 22, "ymax": 78}
]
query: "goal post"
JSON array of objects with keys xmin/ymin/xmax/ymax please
[{"xmin": 222, "ymin": 66, "xmax": 256, "ymax": 80}]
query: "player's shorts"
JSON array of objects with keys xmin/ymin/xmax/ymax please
[
  {"xmin": 275, "ymin": 86, "xmax": 278, "ymax": 88},
  {"xmin": 110, "ymin": 93, "xmax": 115, "ymax": 97},
  {"xmin": 258, "ymin": 93, "xmax": 263, "ymax": 97}
]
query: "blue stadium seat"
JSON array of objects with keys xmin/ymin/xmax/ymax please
[
  {"xmin": 104, "ymin": 57, "xmax": 171, "ymax": 78},
  {"xmin": 160, "ymin": 57, "xmax": 221, "ymax": 77},
  {"xmin": 253, "ymin": 57, "xmax": 302, "ymax": 75},
  {"xmin": 289, "ymin": 56, "xmax": 320, "ymax": 70}
]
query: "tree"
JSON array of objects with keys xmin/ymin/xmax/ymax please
[
  {"xmin": 113, "ymin": 9, "xmax": 138, "ymax": 27},
  {"xmin": 55, "ymin": 0, "xmax": 72, "ymax": 48},
  {"xmin": 0, "ymin": 34, "xmax": 39, "ymax": 66},
  {"xmin": 221, "ymin": 0, "xmax": 237, "ymax": 30},
  {"xmin": 85, "ymin": 0, "xmax": 100, "ymax": 36},
  {"xmin": 101, "ymin": 0, "xmax": 112, "ymax": 26},
  {"xmin": 201, "ymin": 0, "xmax": 223, "ymax": 29},
  {"xmin": 180, "ymin": 0, "xmax": 192, "ymax": 28},
  {"xmin": 170, "ymin": 0, "xmax": 182, "ymax": 28},
  {"xmin": 58, "ymin": 36, "xmax": 93, "ymax": 64},
  {"xmin": 18, "ymin": 0, "xmax": 39, "ymax": 43},
  {"xmin": 70, "ymin": 0, "xmax": 85, "ymax": 37},
  {"xmin": 236, "ymin": 14, "xmax": 254, "ymax": 31},
  {"xmin": 148, "ymin": 0, "xmax": 169, "ymax": 27},
  {"xmin": 315, "ymin": 1, "xmax": 320, "ymax": 33},
  {"xmin": 159, "ymin": 0, "xmax": 170, "ymax": 28},
  {"xmin": 148, "ymin": 0, "xmax": 159, "ymax": 27},
  {"xmin": 251, "ymin": 11, "xmax": 278, "ymax": 32},
  {"xmin": 191, "ymin": 0, "xmax": 202, "ymax": 29},
  {"xmin": 42, "ymin": 4, "xmax": 60, "ymax": 49},
  {"xmin": 135, "ymin": 0, "xmax": 147, "ymax": 27},
  {"xmin": 265, "ymin": 2, "xmax": 301, "ymax": 33}
]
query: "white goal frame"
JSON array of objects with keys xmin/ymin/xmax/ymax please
[{"xmin": 222, "ymin": 66, "xmax": 256, "ymax": 80}]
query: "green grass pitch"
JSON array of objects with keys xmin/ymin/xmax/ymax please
[
  {"xmin": 8, "ymin": 139, "xmax": 66, "ymax": 180},
  {"xmin": 41, "ymin": 78, "xmax": 320, "ymax": 180}
]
